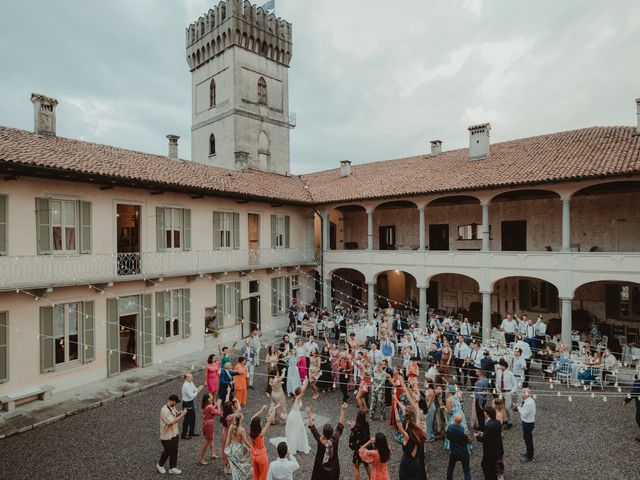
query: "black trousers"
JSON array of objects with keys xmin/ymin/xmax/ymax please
[
  {"xmin": 504, "ymin": 332, "xmax": 515, "ymax": 345},
  {"xmin": 522, "ymin": 421, "xmax": 535, "ymax": 460},
  {"xmin": 181, "ymin": 400, "xmax": 196, "ymax": 437},
  {"xmin": 339, "ymin": 372, "xmax": 349, "ymax": 402},
  {"xmin": 481, "ymin": 456, "xmax": 498, "ymax": 480},
  {"xmin": 475, "ymin": 399, "xmax": 485, "ymax": 431},
  {"xmin": 159, "ymin": 435, "xmax": 179, "ymax": 469}
]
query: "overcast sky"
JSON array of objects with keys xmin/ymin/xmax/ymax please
[{"xmin": 1, "ymin": 0, "xmax": 639, "ymax": 174}]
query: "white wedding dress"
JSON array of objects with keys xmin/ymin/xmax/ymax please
[{"xmin": 270, "ymin": 397, "xmax": 310, "ymax": 455}]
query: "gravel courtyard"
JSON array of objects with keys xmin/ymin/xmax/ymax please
[{"xmin": 1, "ymin": 363, "xmax": 638, "ymax": 480}]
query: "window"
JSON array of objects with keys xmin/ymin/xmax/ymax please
[
  {"xmin": 53, "ymin": 303, "xmax": 80, "ymax": 365},
  {"xmin": 0, "ymin": 195, "xmax": 6, "ymax": 255},
  {"xmin": 50, "ymin": 200, "xmax": 77, "ymax": 252},
  {"xmin": 271, "ymin": 276, "xmax": 291, "ymax": 315},
  {"xmin": 456, "ymin": 223, "xmax": 490, "ymax": 240},
  {"xmin": 270, "ymin": 214, "xmax": 290, "ymax": 248},
  {"xmin": 209, "ymin": 133, "xmax": 216, "ymax": 155},
  {"xmin": 0, "ymin": 312, "xmax": 7, "ymax": 383},
  {"xmin": 209, "ymin": 79, "xmax": 216, "ymax": 107},
  {"xmin": 217, "ymin": 282, "xmax": 241, "ymax": 325},
  {"xmin": 155, "ymin": 289, "xmax": 190, "ymax": 344},
  {"xmin": 36, "ymin": 198, "xmax": 91, "ymax": 255},
  {"xmin": 213, "ymin": 211, "xmax": 240, "ymax": 249},
  {"xmin": 204, "ymin": 306, "xmax": 219, "ymax": 334},
  {"xmin": 518, "ymin": 279, "xmax": 558, "ymax": 312},
  {"xmin": 258, "ymin": 76, "xmax": 267, "ymax": 105},
  {"xmin": 164, "ymin": 290, "xmax": 183, "ymax": 339},
  {"xmin": 156, "ymin": 207, "xmax": 191, "ymax": 251}
]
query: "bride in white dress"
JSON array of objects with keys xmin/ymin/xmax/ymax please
[{"xmin": 270, "ymin": 378, "xmax": 311, "ymax": 455}]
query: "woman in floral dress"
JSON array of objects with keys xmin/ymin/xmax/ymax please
[
  {"xmin": 370, "ymin": 362, "xmax": 389, "ymax": 421},
  {"xmin": 225, "ymin": 412, "xmax": 253, "ymax": 480}
]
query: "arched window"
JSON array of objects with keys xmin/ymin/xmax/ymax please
[
  {"xmin": 209, "ymin": 133, "xmax": 216, "ymax": 156},
  {"xmin": 209, "ymin": 79, "xmax": 216, "ymax": 108},
  {"xmin": 257, "ymin": 76, "xmax": 267, "ymax": 105}
]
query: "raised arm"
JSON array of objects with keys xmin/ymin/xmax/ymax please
[
  {"xmin": 393, "ymin": 400, "xmax": 409, "ymax": 442},
  {"xmin": 305, "ymin": 406, "xmax": 314, "ymax": 428},
  {"xmin": 299, "ymin": 378, "xmax": 309, "ymax": 396},
  {"xmin": 338, "ymin": 402, "xmax": 348, "ymax": 426},
  {"xmin": 251, "ymin": 405, "xmax": 268, "ymax": 422},
  {"xmin": 261, "ymin": 407, "xmax": 278, "ymax": 436}
]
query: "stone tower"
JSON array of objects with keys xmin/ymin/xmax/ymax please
[{"xmin": 186, "ymin": 0, "xmax": 293, "ymax": 174}]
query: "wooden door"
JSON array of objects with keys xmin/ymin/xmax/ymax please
[
  {"xmin": 429, "ymin": 224, "xmax": 449, "ymax": 250},
  {"xmin": 379, "ymin": 226, "xmax": 396, "ymax": 250},
  {"xmin": 501, "ymin": 220, "xmax": 527, "ymax": 251}
]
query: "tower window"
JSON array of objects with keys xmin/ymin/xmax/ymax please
[
  {"xmin": 209, "ymin": 133, "xmax": 216, "ymax": 156},
  {"xmin": 209, "ymin": 79, "xmax": 216, "ymax": 108},
  {"xmin": 257, "ymin": 77, "xmax": 267, "ymax": 105}
]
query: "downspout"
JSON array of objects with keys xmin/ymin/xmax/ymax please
[{"xmin": 313, "ymin": 207, "xmax": 325, "ymax": 308}]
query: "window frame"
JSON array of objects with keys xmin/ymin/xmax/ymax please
[
  {"xmin": 52, "ymin": 302, "xmax": 81, "ymax": 367},
  {"xmin": 164, "ymin": 208, "xmax": 183, "ymax": 251},
  {"xmin": 209, "ymin": 79, "xmax": 216, "ymax": 108},
  {"xmin": 50, "ymin": 199, "xmax": 79, "ymax": 254},
  {"xmin": 164, "ymin": 290, "xmax": 183, "ymax": 340},
  {"xmin": 209, "ymin": 133, "xmax": 216, "ymax": 156},
  {"xmin": 274, "ymin": 215, "xmax": 285, "ymax": 248},
  {"xmin": 257, "ymin": 76, "xmax": 268, "ymax": 105}
]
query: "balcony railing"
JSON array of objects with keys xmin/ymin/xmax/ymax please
[{"xmin": 0, "ymin": 248, "xmax": 318, "ymax": 291}]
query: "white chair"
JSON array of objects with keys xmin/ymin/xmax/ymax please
[
  {"xmin": 555, "ymin": 370, "xmax": 572, "ymax": 388},
  {"xmin": 589, "ymin": 365, "xmax": 605, "ymax": 390}
]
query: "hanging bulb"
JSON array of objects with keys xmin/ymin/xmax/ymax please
[
  {"xmin": 568, "ymin": 396, "xmax": 572, "ymax": 402},
  {"xmin": 132, "ymin": 355, "xmax": 136, "ymax": 361},
  {"xmin": 618, "ymin": 386, "xmax": 622, "ymax": 393},
  {"xmin": 557, "ymin": 391, "xmax": 561, "ymax": 397},
  {"xmin": 108, "ymin": 349, "xmax": 112, "ymax": 355},
  {"xmin": 84, "ymin": 345, "xmax": 88, "ymax": 350},
  {"xmin": 590, "ymin": 392, "xmax": 595, "ymax": 398},
  {"xmin": 603, "ymin": 396, "xmax": 607, "ymax": 402},
  {"xmin": 550, "ymin": 383, "xmax": 554, "ymax": 389}
]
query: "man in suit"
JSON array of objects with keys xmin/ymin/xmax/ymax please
[
  {"xmin": 624, "ymin": 373, "xmax": 640, "ymax": 442},
  {"xmin": 475, "ymin": 406, "xmax": 504, "ymax": 480},
  {"xmin": 480, "ymin": 351, "xmax": 498, "ymax": 383},
  {"xmin": 474, "ymin": 369, "xmax": 491, "ymax": 432},
  {"xmin": 445, "ymin": 413, "xmax": 472, "ymax": 480},
  {"xmin": 495, "ymin": 359, "xmax": 516, "ymax": 429}
]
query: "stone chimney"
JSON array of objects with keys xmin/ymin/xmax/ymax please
[
  {"xmin": 468, "ymin": 123, "xmax": 491, "ymax": 160},
  {"xmin": 166, "ymin": 134, "xmax": 180, "ymax": 160},
  {"xmin": 340, "ymin": 160, "xmax": 352, "ymax": 177},
  {"xmin": 636, "ymin": 98, "xmax": 640, "ymax": 134},
  {"xmin": 235, "ymin": 151, "xmax": 250, "ymax": 171},
  {"xmin": 30, "ymin": 93, "xmax": 58, "ymax": 136},
  {"xmin": 430, "ymin": 140, "xmax": 442, "ymax": 156}
]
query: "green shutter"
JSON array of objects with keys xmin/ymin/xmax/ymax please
[
  {"xmin": 271, "ymin": 278, "xmax": 278, "ymax": 315},
  {"xmin": 216, "ymin": 284, "xmax": 224, "ymax": 324},
  {"xmin": 79, "ymin": 201, "xmax": 92, "ymax": 254},
  {"xmin": 284, "ymin": 215, "xmax": 290, "ymax": 248},
  {"xmin": 213, "ymin": 211, "xmax": 221, "ymax": 249},
  {"xmin": 182, "ymin": 288, "xmax": 191, "ymax": 338},
  {"xmin": 155, "ymin": 291, "xmax": 167, "ymax": 344},
  {"xmin": 235, "ymin": 283, "xmax": 242, "ymax": 326},
  {"xmin": 519, "ymin": 279, "xmax": 531, "ymax": 310},
  {"xmin": 0, "ymin": 195, "xmax": 7, "ymax": 255},
  {"xmin": 36, "ymin": 198, "xmax": 51, "ymax": 255},
  {"xmin": 0, "ymin": 312, "xmax": 8, "ymax": 383},
  {"xmin": 156, "ymin": 207, "xmax": 166, "ymax": 251},
  {"xmin": 183, "ymin": 209, "xmax": 191, "ymax": 251},
  {"xmin": 82, "ymin": 301, "xmax": 95, "ymax": 363},
  {"xmin": 141, "ymin": 294, "xmax": 153, "ymax": 367},
  {"xmin": 270, "ymin": 214, "xmax": 277, "ymax": 247},
  {"xmin": 106, "ymin": 298, "xmax": 119, "ymax": 377},
  {"xmin": 39, "ymin": 306, "xmax": 55, "ymax": 373},
  {"xmin": 285, "ymin": 277, "xmax": 291, "ymax": 307},
  {"xmin": 233, "ymin": 213, "xmax": 240, "ymax": 250}
]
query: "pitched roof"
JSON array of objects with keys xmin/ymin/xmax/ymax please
[
  {"xmin": 301, "ymin": 126, "xmax": 640, "ymax": 204},
  {"xmin": 0, "ymin": 126, "xmax": 310, "ymax": 205}
]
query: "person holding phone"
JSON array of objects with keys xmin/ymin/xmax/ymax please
[{"xmin": 157, "ymin": 394, "xmax": 187, "ymax": 475}]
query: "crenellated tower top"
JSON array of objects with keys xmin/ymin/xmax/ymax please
[{"xmin": 186, "ymin": 0, "xmax": 292, "ymax": 70}]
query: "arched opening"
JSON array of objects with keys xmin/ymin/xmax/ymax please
[
  {"xmin": 373, "ymin": 200, "xmax": 418, "ymax": 250},
  {"xmin": 258, "ymin": 131, "xmax": 270, "ymax": 169},
  {"xmin": 572, "ymin": 181, "xmax": 640, "ymax": 252},
  {"xmin": 375, "ymin": 270, "xmax": 417, "ymax": 312},
  {"xmin": 209, "ymin": 79, "xmax": 216, "ymax": 108},
  {"xmin": 327, "ymin": 205, "xmax": 367, "ymax": 250},
  {"xmin": 426, "ymin": 273, "xmax": 481, "ymax": 321},
  {"xmin": 491, "ymin": 189, "xmax": 561, "ymax": 252},
  {"xmin": 196, "ymin": 49, "xmax": 201, "ymax": 64},
  {"xmin": 329, "ymin": 268, "xmax": 367, "ymax": 312},
  {"xmin": 209, "ymin": 133, "xmax": 216, "ymax": 156},
  {"xmin": 427, "ymin": 196, "xmax": 480, "ymax": 251},
  {"xmin": 257, "ymin": 76, "xmax": 268, "ymax": 105},
  {"xmin": 242, "ymin": 33, "xmax": 248, "ymax": 48},
  {"xmin": 573, "ymin": 280, "xmax": 640, "ymax": 355},
  {"xmin": 206, "ymin": 43, "xmax": 210, "ymax": 59}
]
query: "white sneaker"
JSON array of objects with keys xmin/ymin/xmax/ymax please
[
  {"xmin": 156, "ymin": 464, "xmax": 166, "ymax": 474},
  {"xmin": 168, "ymin": 468, "xmax": 182, "ymax": 475}
]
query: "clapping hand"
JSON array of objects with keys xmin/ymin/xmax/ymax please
[{"xmin": 305, "ymin": 406, "xmax": 312, "ymax": 415}]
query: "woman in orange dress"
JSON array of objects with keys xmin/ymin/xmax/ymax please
[
  {"xmin": 249, "ymin": 405, "xmax": 278, "ymax": 480},
  {"xmin": 358, "ymin": 433, "xmax": 391, "ymax": 480},
  {"xmin": 234, "ymin": 357, "xmax": 249, "ymax": 406}
]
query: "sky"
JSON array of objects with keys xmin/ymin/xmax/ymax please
[{"xmin": 0, "ymin": 0, "xmax": 639, "ymax": 174}]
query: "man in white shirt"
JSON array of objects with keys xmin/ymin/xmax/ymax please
[
  {"xmin": 368, "ymin": 342, "xmax": 384, "ymax": 366},
  {"xmin": 453, "ymin": 335, "xmax": 472, "ymax": 386},
  {"xmin": 429, "ymin": 315, "xmax": 442, "ymax": 332},
  {"xmin": 602, "ymin": 348, "xmax": 618, "ymax": 382},
  {"xmin": 157, "ymin": 394, "xmax": 187, "ymax": 475},
  {"xmin": 460, "ymin": 317, "xmax": 473, "ymax": 343},
  {"xmin": 181, "ymin": 373, "xmax": 204, "ymax": 439},
  {"xmin": 380, "ymin": 334, "xmax": 395, "ymax": 364},
  {"xmin": 251, "ymin": 329, "xmax": 263, "ymax": 366},
  {"xmin": 363, "ymin": 318, "xmax": 378, "ymax": 348},
  {"xmin": 516, "ymin": 388, "xmax": 536, "ymax": 463},
  {"xmin": 534, "ymin": 316, "xmax": 546, "ymax": 353},
  {"xmin": 500, "ymin": 314, "xmax": 518, "ymax": 345},
  {"xmin": 495, "ymin": 359, "xmax": 516, "ymax": 429},
  {"xmin": 517, "ymin": 315, "xmax": 528, "ymax": 336},
  {"xmin": 514, "ymin": 334, "xmax": 532, "ymax": 387},
  {"xmin": 267, "ymin": 441, "xmax": 300, "ymax": 480}
]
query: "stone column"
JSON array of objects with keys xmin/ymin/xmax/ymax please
[
  {"xmin": 481, "ymin": 291, "xmax": 492, "ymax": 343},
  {"xmin": 419, "ymin": 206, "xmax": 426, "ymax": 251},
  {"xmin": 561, "ymin": 197, "xmax": 571, "ymax": 252},
  {"xmin": 367, "ymin": 210, "xmax": 374, "ymax": 250},
  {"xmin": 323, "ymin": 277, "xmax": 332, "ymax": 309},
  {"xmin": 481, "ymin": 202, "xmax": 490, "ymax": 252},
  {"xmin": 561, "ymin": 297, "xmax": 572, "ymax": 347},
  {"xmin": 418, "ymin": 286, "xmax": 427, "ymax": 327},
  {"xmin": 367, "ymin": 282, "xmax": 376, "ymax": 320},
  {"xmin": 322, "ymin": 212, "xmax": 330, "ymax": 251}
]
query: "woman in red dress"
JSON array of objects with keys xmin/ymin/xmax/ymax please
[
  {"xmin": 389, "ymin": 368, "xmax": 404, "ymax": 429},
  {"xmin": 198, "ymin": 393, "xmax": 222, "ymax": 465},
  {"xmin": 249, "ymin": 405, "xmax": 278, "ymax": 480},
  {"xmin": 205, "ymin": 353, "xmax": 221, "ymax": 396}
]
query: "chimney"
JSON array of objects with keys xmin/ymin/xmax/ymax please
[
  {"xmin": 430, "ymin": 140, "xmax": 442, "ymax": 156},
  {"xmin": 636, "ymin": 98, "xmax": 640, "ymax": 134},
  {"xmin": 30, "ymin": 93, "xmax": 58, "ymax": 136},
  {"xmin": 166, "ymin": 134, "xmax": 180, "ymax": 160},
  {"xmin": 468, "ymin": 123, "xmax": 491, "ymax": 160},
  {"xmin": 235, "ymin": 151, "xmax": 250, "ymax": 171},
  {"xmin": 340, "ymin": 160, "xmax": 352, "ymax": 177}
]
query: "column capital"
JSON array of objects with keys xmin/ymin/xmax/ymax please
[
  {"xmin": 561, "ymin": 196, "xmax": 571, "ymax": 203},
  {"xmin": 479, "ymin": 290, "xmax": 492, "ymax": 295},
  {"xmin": 366, "ymin": 281, "xmax": 376, "ymax": 287},
  {"xmin": 559, "ymin": 296, "xmax": 574, "ymax": 301},
  {"xmin": 417, "ymin": 285, "xmax": 428, "ymax": 290}
]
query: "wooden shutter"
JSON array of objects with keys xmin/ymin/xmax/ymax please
[
  {"xmin": 235, "ymin": 283, "xmax": 242, "ymax": 326},
  {"xmin": 156, "ymin": 207, "xmax": 166, "ymax": 251},
  {"xmin": 518, "ymin": 279, "xmax": 531, "ymax": 310},
  {"xmin": 547, "ymin": 284, "xmax": 559, "ymax": 314},
  {"xmin": 79, "ymin": 201, "xmax": 92, "ymax": 254},
  {"xmin": 0, "ymin": 195, "xmax": 7, "ymax": 255},
  {"xmin": 0, "ymin": 312, "xmax": 8, "ymax": 383},
  {"xmin": 605, "ymin": 284, "xmax": 620, "ymax": 318},
  {"xmin": 270, "ymin": 214, "xmax": 277, "ymax": 247},
  {"xmin": 39, "ymin": 306, "xmax": 55, "ymax": 373},
  {"xmin": 141, "ymin": 294, "xmax": 153, "ymax": 367},
  {"xmin": 216, "ymin": 284, "xmax": 225, "ymax": 325},
  {"xmin": 82, "ymin": 301, "xmax": 95, "ymax": 363},
  {"xmin": 183, "ymin": 209, "xmax": 191, "ymax": 251},
  {"xmin": 36, "ymin": 198, "xmax": 51, "ymax": 255},
  {"xmin": 213, "ymin": 211, "xmax": 221, "ymax": 249},
  {"xmin": 106, "ymin": 298, "xmax": 119, "ymax": 377},
  {"xmin": 182, "ymin": 288, "xmax": 191, "ymax": 338},
  {"xmin": 155, "ymin": 291, "xmax": 167, "ymax": 344},
  {"xmin": 271, "ymin": 278, "xmax": 278, "ymax": 315},
  {"xmin": 284, "ymin": 215, "xmax": 290, "ymax": 248},
  {"xmin": 285, "ymin": 277, "xmax": 291, "ymax": 307},
  {"xmin": 233, "ymin": 213, "xmax": 240, "ymax": 250}
]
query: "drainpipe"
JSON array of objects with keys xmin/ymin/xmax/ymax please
[{"xmin": 313, "ymin": 208, "xmax": 325, "ymax": 308}]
